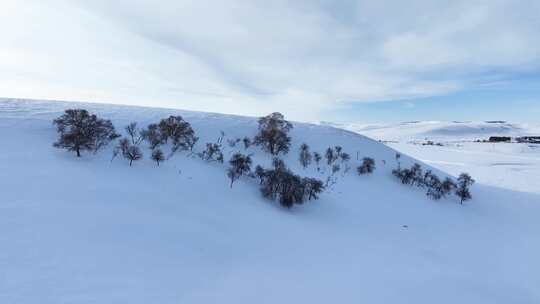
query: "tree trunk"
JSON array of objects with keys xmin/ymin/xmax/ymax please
[
  {"xmin": 130, "ymin": 159, "xmax": 133, "ymax": 166},
  {"xmin": 230, "ymin": 179, "xmax": 234, "ymax": 188},
  {"xmin": 76, "ymin": 148, "xmax": 81, "ymax": 157}
]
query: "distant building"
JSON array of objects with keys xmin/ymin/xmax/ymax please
[
  {"xmin": 516, "ymin": 136, "xmax": 540, "ymax": 144},
  {"xmin": 488, "ymin": 136, "xmax": 511, "ymax": 142}
]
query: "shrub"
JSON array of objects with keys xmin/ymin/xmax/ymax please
[
  {"xmin": 340, "ymin": 152, "xmax": 351, "ymax": 163},
  {"xmin": 393, "ymin": 167, "xmax": 415, "ymax": 185},
  {"xmin": 325, "ymin": 146, "xmax": 348, "ymax": 166},
  {"xmin": 393, "ymin": 163, "xmax": 423, "ymax": 186},
  {"xmin": 303, "ymin": 178, "xmax": 324, "ymax": 201},
  {"xmin": 258, "ymin": 158, "xmax": 324, "ymax": 208},
  {"xmin": 299, "ymin": 143, "xmax": 312, "ymax": 169},
  {"xmin": 410, "ymin": 163, "xmax": 424, "ymax": 186},
  {"xmin": 242, "ymin": 137, "xmax": 252, "ymax": 150},
  {"xmin": 456, "ymin": 173, "xmax": 475, "ymax": 204},
  {"xmin": 357, "ymin": 157, "xmax": 375, "ymax": 175},
  {"xmin": 118, "ymin": 138, "xmax": 143, "ymax": 166},
  {"xmin": 151, "ymin": 148, "xmax": 165, "ymax": 166},
  {"xmin": 393, "ymin": 163, "xmax": 462, "ymax": 202},
  {"xmin": 424, "ymin": 173, "xmax": 443, "ymax": 200},
  {"xmin": 199, "ymin": 143, "xmax": 224, "ymax": 163},
  {"xmin": 422, "ymin": 170, "xmax": 434, "ymax": 186},
  {"xmin": 254, "ymin": 165, "xmax": 266, "ymax": 184},
  {"xmin": 53, "ymin": 109, "xmax": 119, "ymax": 157},
  {"xmin": 313, "ymin": 152, "xmax": 322, "ymax": 171},
  {"xmin": 227, "ymin": 153, "xmax": 252, "ymax": 188},
  {"xmin": 325, "ymin": 147, "xmax": 336, "ymax": 165},
  {"xmin": 331, "ymin": 164, "xmax": 340, "ymax": 174},
  {"xmin": 441, "ymin": 177, "xmax": 457, "ymax": 198}
]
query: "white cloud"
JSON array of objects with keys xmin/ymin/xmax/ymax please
[{"xmin": 0, "ymin": 0, "xmax": 538, "ymax": 121}]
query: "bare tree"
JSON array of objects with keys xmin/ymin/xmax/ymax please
[
  {"xmin": 441, "ymin": 177, "xmax": 457, "ymax": 198},
  {"xmin": 199, "ymin": 143, "xmax": 224, "ymax": 163},
  {"xmin": 151, "ymin": 148, "xmax": 165, "ymax": 166},
  {"xmin": 140, "ymin": 123, "xmax": 163, "ymax": 149},
  {"xmin": 125, "ymin": 122, "xmax": 143, "ymax": 145},
  {"xmin": 227, "ymin": 153, "xmax": 252, "ymax": 188},
  {"xmin": 303, "ymin": 178, "xmax": 324, "ymax": 200},
  {"xmin": 254, "ymin": 165, "xmax": 266, "ymax": 184},
  {"xmin": 258, "ymin": 159, "xmax": 324, "ymax": 208},
  {"xmin": 456, "ymin": 173, "xmax": 475, "ymax": 204},
  {"xmin": 340, "ymin": 152, "xmax": 351, "ymax": 163},
  {"xmin": 242, "ymin": 137, "xmax": 252, "ymax": 150},
  {"xmin": 299, "ymin": 143, "xmax": 312, "ymax": 169},
  {"xmin": 325, "ymin": 147, "xmax": 335, "ymax": 166},
  {"xmin": 157, "ymin": 116, "xmax": 198, "ymax": 154},
  {"xmin": 313, "ymin": 152, "xmax": 322, "ymax": 171},
  {"xmin": 357, "ymin": 157, "xmax": 376, "ymax": 175},
  {"xmin": 118, "ymin": 138, "xmax": 143, "ymax": 166},
  {"xmin": 53, "ymin": 109, "xmax": 119, "ymax": 157},
  {"xmin": 254, "ymin": 112, "xmax": 293, "ymax": 155}
]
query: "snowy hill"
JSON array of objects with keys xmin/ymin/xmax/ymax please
[
  {"xmin": 332, "ymin": 120, "xmax": 540, "ymax": 142},
  {"xmin": 1, "ymin": 98, "xmax": 539, "ymax": 304},
  {"xmin": 335, "ymin": 120, "xmax": 540, "ymax": 194}
]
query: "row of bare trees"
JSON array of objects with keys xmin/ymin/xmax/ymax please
[
  {"xmin": 392, "ymin": 157, "xmax": 474, "ymax": 204},
  {"xmin": 52, "ymin": 109, "xmax": 324, "ymax": 208},
  {"xmin": 52, "ymin": 109, "xmax": 473, "ymax": 206}
]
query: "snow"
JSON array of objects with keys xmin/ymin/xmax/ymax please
[
  {"xmin": 335, "ymin": 120, "xmax": 540, "ymax": 142},
  {"xmin": 338, "ymin": 121, "xmax": 540, "ymax": 194},
  {"xmin": 1, "ymin": 98, "xmax": 539, "ymax": 303}
]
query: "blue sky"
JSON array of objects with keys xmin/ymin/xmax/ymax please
[
  {"xmin": 0, "ymin": 0, "xmax": 539, "ymax": 123},
  {"xmin": 330, "ymin": 75, "xmax": 540, "ymax": 123}
]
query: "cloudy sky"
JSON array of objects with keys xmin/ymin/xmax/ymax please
[{"xmin": 1, "ymin": 0, "xmax": 539, "ymax": 122}]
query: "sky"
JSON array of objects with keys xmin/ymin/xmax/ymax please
[{"xmin": 0, "ymin": 0, "xmax": 539, "ymax": 123}]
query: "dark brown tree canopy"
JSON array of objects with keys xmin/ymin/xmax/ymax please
[
  {"xmin": 158, "ymin": 116, "xmax": 198, "ymax": 153},
  {"xmin": 254, "ymin": 112, "xmax": 293, "ymax": 155},
  {"xmin": 141, "ymin": 123, "xmax": 164, "ymax": 150},
  {"xmin": 456, "ymin": 173, "xmax": 475, "ymax": 204},
  {"xmin": 227, "ymin": 153, "xmax": 252, "ymax": 188},
  {"xmin": 53, "ymin": 109, "xmax": 119, "ymax": 157},
  {"xmin": 357, "ymin": 157, "xmax": 375, "ymax": 175},
  {"xmin": 151, "ymin": 148, "xmax": 165, "ymax": 166},
  {"xmin": 258, "ymin": 158, "xmax": 324, "ymax": 208}
]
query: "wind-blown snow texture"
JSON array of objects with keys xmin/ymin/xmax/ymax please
[{"xmin": 1, "ymin": 98, "xmax": 539, "ymax": 303}]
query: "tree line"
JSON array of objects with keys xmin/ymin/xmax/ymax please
[
  {"xmin": 52, "ymin": 108, "xmax": 474, "ymax": 208},
  {"xmin": 392, "ymin": 154, "xmax": 474, "ymax": 204},
  {"xmin": 52, "ymin": 110, "xmax": 327, "ymax": 208}
]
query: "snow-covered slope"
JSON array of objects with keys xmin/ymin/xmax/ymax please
[
  {"xmin": 335, "ymin": 121, "xmax": 540, "ymax": 194},
  {"xmin": 1, "ymin": 98, "xmax": 539, "ymax": 304},
  {"xmin": 336, "ymin": 120, "xmax": 540, "ymax": 142}
]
